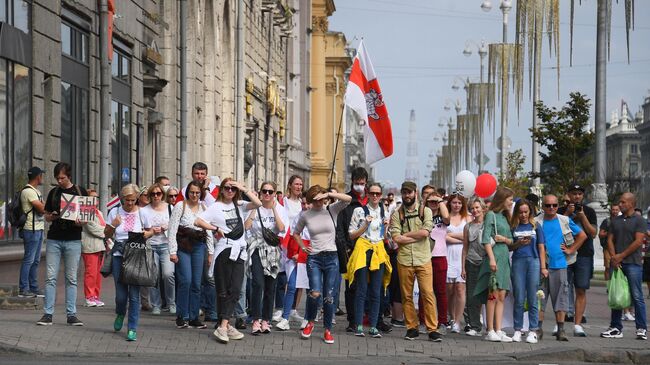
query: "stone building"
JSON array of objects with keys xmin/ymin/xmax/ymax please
[{"xmin": 635, "ymin": 93, "xmax": 650, "ymax": 210}]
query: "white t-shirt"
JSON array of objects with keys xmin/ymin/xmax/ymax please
[
  {"xmin": 199, "ymin": 200, "xmax": 250, "ymax": 261},
  {"xmin": 349, "ymin": 204, "xmax": 385, "ymax": 243},
  {"xmin": 248, "ymin": 205, "xmax": 286, "ymax": 240},
  {"xmin": 107, "ymin": 206, "xmax": 144, "ymax": 242},
  {"xmin": 140, "ymin": 204, "xmax": 171, "ymax": 246},
  {"xmin": 282, "ymin": 197, "xmax": 302, "ymax": 236}
]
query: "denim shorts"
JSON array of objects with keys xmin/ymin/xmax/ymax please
[{"xmin": 568, "ymin": 256, "xmax": 593, "ymax": 290}]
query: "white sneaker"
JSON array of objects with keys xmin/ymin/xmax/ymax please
[
  {"xmin": 498, "ymin": 330, "xmax": 513, "ymax": 343},
  {"xmin": 451, "ymin": 322, "xmax": 461, "ymax": 333},
  {"xmin": 574, "ymin": 324, "xmax": 587, "ymax": 337},
  {"xmin": 272, "ymin": 310, "xmax": 283, "ymax": 322},
  {"xmin": 213, "ymin": 327, "xmax": 229, "ymax": 344},
  {"xmin": 290, "ymin": 309, "xmax": 304, "ymax": 322},
  {"xmin": 300, "ymin": 319, "xmax": 308, "ymax": 329},
  {"xmin": 169, "ymin": 305, "xmax": 176, "ymax": 315},
  {"xmin": 486, "ymin": 330, "xmax": 501, "ymax": 342},
  {"xmin": 624, "ymin": 312, "xmax": 636, "ymax": 321},
  {"xmin": 526, "ymin": 331, "xmax": 538, "ymax": 344},
  {"xmin": 512, "ymin": 330, "xmax": 522, "ymax": 342},
  {"xmin": 552, "ymin": 324, "xmax": 558, "ymax": 336},
  {"xmin": 466, "ymin": 329, "xmax": 481, "ymax": 336},
  {"xmin": 275, "ymin": 318, "xmax": 290, "ymax": 331},
  {"xmin": 85, "ymin": 298, "xmax": 97, "ymax": 307}
]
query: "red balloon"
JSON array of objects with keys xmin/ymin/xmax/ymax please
[{"xmin": 475, "ymin": 173, "xmax": 498, "ymax": 198}]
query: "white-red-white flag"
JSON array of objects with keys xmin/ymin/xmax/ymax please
[{"xmin": 344, "ymin": 41, "xmax": 393, "ymax": 164}]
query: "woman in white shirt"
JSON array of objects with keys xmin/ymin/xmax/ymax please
[
  {"xmin": 195, "ymin": 178, "xmax": 262, "ymax": 344},
  {"xmin": 141, "ymin": 183, "xmax": 175, "ymax": 315},
  {"xmin": 104, "ymin": 184, "xmax": 145, "ymax": 342},
  {"xmin": 244, "ymin": 182, "xmax": 286, "ymax": 335},
  {"xmin": 445, "ymin": 193, "xmax": 471, "ymax": 333},
  {"xmin": 168, "ymin": 180, "xmax": 213, "ymax": 329}
]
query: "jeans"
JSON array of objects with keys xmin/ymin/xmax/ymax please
[
  {"xmin": 112, "ymin": 254, "xmax": 141, "ymax": 330},
  {"xmin": 511, "ymin": 256, "xmax": 540, "ymax": 331},
  {"xmin": 334, "ymin": 271, "xmax": 342, "ymax": 309},
  {"xmin": 20, "ymin": 230, "xmax": 43, "ymax": 292},
  {"xmin": 215, "ymin": 248, "xmax": 245, "ymax": 321},
  {"xmin": 176, "ymin": 243, "xmax": 206, "ymax": 321},
  {"xmin": 275, "ymin": 271, "xmax": 287, "ymax": 310},
  {"xmin": 234, "ymin": 274, "xmax": 248, "ymax": 319},
  {"xmin": 354, "ymin": 250, "xmax": 385, "ymax": 328},
  {"xmin": 281, "ymin": 266, "xmax": 298, "ymax": 319},
  {"xmin": 304, "ymin": 252, "xmax": 339, "ymax": 330},
  {"xmin": 200, "ymin": 254, "xmax": 217, "ymax": 320},
  {"xmin": 149, "ymin": 244, "xmax": 176, "ymax": 310},
  {"xmin": 250, "ymin": 250, "xmax": 277, "ymax": 321},
  {"xmin": 44, "ymin": 239, "xmax": 81, "ymax": 316},
  {"xmin": 464, "ymin": 260, "xmax": 483, "ymax": 331},
  {"xmin": 82, "ymin": 252, "xmax": 104, "ymax": 299},
  {"xmin": 610, "ymin": 263, "xmax": 647, "ymax": 330}
]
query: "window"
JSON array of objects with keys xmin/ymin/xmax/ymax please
[
  {"xmin": 0, "ymin": 0, "xmax": 30, "ymax": 33},
  {"xmin": 112, "ymin": 49, "xmax": 131, "ymax": 84},
  {"xmin": 111, "ymin": 101, "xmax": 131, "ymax": 193},
  {"xmin": 0, "ymin": 59, "xmax": 31, "ymax": 242},
  {"xmin": 630, "ymin": 144, "xmax": 638, "ymax": 154}
]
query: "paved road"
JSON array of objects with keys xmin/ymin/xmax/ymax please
[{"xmin": 1, "ymin": 258, "xmax": 649, "ymax": 364}]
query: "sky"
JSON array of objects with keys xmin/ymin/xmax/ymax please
[{"xmin": 329, "ymin": 0, "xmax": 650, "ymax": 190}]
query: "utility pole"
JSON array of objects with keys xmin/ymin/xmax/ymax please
[
  {"xmin": 99, "ymin": 0, "xmax": 111, "ymax": 213},
  {"xmin": 179, "ymin": 0, "xmax": 188, "ymax": 186}
]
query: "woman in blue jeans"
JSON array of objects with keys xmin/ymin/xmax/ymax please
[
  {"xmin": 510, "ymin": 199, "xmax": 546, "ymax": 344},
  {"xmin": 105, "ymin": 184, "xmax": 145, "ymax": 341},
  {"xmin": 293, "ymin": 185, "xmax": 351, "ymax": 344},
  {"xmin": 168, "ymin": 180, "xmax": 213, "ymax": 329}
]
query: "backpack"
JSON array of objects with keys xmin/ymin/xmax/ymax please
[
  {"xmin": 6, "ymin": 186, "xmax": 36, "ymax": 230},
  {"xmin": 361, "ymin": 204, "xmax": 386, "ymax": 240}
]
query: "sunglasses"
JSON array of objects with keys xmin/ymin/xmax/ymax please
[
  {"xmin": 167, "ymin": 194, "xmax": 178, "ymax": 198},
  {"xmin": 261, "ymin": 189, "xmax": 274, "ymax": 195},
  {"xmin": 223, "ymin": 186, "xmax": 239, "ymax": 192},
  {"xmin": 544, "ymin": 203, "xmax": 559, "ymax": 208},
  {"xmin": 150, "ymin": 191, "xmax": 163, "ymax": 197},
  {"xmin": 368, "ymin": 192, "xmax": 382, "ymax": 197}
]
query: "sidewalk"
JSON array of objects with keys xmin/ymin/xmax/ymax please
[{"xmin": 1, "ymin": 278, "xmax": 649, "ymax": 363}]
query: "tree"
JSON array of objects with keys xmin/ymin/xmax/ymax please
[
  {"xmin": 530, "ymin": 92, "xmax": 595, "ymax": 196},
  {"xmin": 499, "ymin": 148, "xmax": 530, "ymax": 198}
]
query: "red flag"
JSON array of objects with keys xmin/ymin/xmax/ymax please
[
  {"xmin": 344, "ymin": 41, "xmax": 393, "ymax": 164},
  {"xmin": 108, "ymin": 0, "xmax": 115, "ymax": 61}
]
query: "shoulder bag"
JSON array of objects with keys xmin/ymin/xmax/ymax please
[{"xmin": 258, "ymin": 208, "xmax": 280, "ymax": 247}]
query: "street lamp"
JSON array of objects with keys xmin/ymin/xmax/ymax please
[{"xmin": 463, "ymin": 39, "xmax": 489, "ymax": 172}]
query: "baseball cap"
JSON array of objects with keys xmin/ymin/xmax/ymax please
[
  {"xmin": 401, "ymin": 181, "xmax": 417, "ymax": 192},
  {"xmin": 567, "ymin": 182, "xmax": 585, "ymax": 193},
  {"xmin": 27, "ymin": 166, "xmax": 45, "ymax": 179}
]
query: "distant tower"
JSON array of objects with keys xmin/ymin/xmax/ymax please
[{"xmin": 405, "ymin": 109, "xmax": 419, "ymax": 184}]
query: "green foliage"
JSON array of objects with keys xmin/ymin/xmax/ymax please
[
  {"xmin": 499, "ymin": 148, "xmax": 530, "ymax": 198},
  {"xmin": 530, "ymin": 92, "xmax": 595, "ymax": 195}
]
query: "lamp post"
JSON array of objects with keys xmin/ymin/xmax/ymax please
[
  {"xmin": 451, "ymin": 77, "xmax": 473, "ymax": 171},
  {"xmin": 463, "ymin": 39, "xmax": 488, "ymax": 172}
]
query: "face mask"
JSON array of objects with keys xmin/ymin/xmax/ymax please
[{"xmin": 353, "ymin": 184, "xmax": 365, "ymax": 193}]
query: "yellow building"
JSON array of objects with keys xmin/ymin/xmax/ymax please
[{"xmin": 310, "ymin": 0, "xmax": 352, "ymax": 191}]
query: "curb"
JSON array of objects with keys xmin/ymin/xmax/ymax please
[{"xmin": 512, "ymin": 347, "xmax": 650, "ymax": 364}]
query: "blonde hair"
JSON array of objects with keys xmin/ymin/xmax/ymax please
[{"xmin": 120, "ymin": 183, "xmax": 139, "ymax": 199}]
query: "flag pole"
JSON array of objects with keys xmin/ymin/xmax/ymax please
[{"xmin": 328, "ymin": 104, "xmax": 346, "ymax": 189}]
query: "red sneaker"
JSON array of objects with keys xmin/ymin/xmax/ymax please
[
  {"xmin": 301, "ymin": 321, "xmax": 314, "ymax": 339},
  {"xmin": 323, "ymin": 329, "xmax": 334, "ymax": 344}
]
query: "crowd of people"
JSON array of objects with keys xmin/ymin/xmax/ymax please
[{"xmin": 14, "ymin": 161, "xmax": 650, "ymax": 345}]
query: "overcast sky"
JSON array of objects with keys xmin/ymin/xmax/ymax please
[{"xmin": 330, "ymin": 0, "xmax": 650, "ymax": 190}]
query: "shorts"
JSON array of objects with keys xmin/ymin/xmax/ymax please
[
  {"xmin": 540, "ymin": 268, "xmax": 570, "ymax": 313},
  {"xmin": 643, "ymin": 258, "xmax": 650, "ymax": 282},
  {"xmin": 567, "ymin": 256, "xmax": 593, "ymax": 290}
]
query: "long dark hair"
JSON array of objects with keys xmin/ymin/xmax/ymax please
[{"xmin": 185, "ymin": 180, "xmax": 206, "ymax": 201}]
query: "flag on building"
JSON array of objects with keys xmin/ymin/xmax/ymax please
[{"xmin": 344, "ymin": 41, "xmax": 393, "ymax": 164}]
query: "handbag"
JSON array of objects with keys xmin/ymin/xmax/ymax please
[
  {"xmin": 119, "ymin": 231, "xmax": 158, "ymax": 287},
  {"xmin": 258, "ymin": 208, "xmax": 280, "ymax": 247},
  {"xmin": 100, "ymin": 248, "xmax": 113, "ymax": 278},
  {"xmin": 177, "ymin": 226, "xmax": 208, "ymax": 252}
]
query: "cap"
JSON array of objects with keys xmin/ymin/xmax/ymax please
[
  {"xmin": 567, "ymin": 182, "xmax": 585, "ymax": 193},
  {"xmin": 27, "ymin": 166, "xmax": 45, "ymax": 179},
  {"xmin": 138, "ymin": 185, "xmax": 148, "ymax": 197},
  {"xmin": 401, "ymin": 181, "xmax": 417, "ymax": 192}
]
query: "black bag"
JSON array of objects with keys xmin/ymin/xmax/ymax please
[
  {"xmin": 100, "ymin": 249, "xmax": 113, "ymax": 278},
  {"xmin": 119, "ymin": 232, "xmax": 157, "ymax": 287},
  {"xmin": 258, "ymin": 208, "xmax": 280, "ymax": 247},
  {"xmin": 6, "ymin": 186, "xmax": 33, "ymax": 230},
  {"xmin": 328, "ymin": 207, "xmax": 348, "ymax": 273}
]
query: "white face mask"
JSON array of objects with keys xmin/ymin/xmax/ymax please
[{"xmin": 353, "ymin": 184, "xmax": 365, "ymax": 194}]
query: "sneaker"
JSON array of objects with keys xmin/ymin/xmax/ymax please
[
  {"xmin": 19, "ymin": 290, "xmax": 37, "ymax": 298},
  {"xmin": 428, "ymin": 331, "xmax": 442, "ymax": 342},
  {"xmin": 636, "ymin": 328, "xmax": 647, "ymax": 340},
  {"xmin": 335, "ymin": 307, "xmax": 346, "ymax": 316},
  {"xmin": 152, "ymin": 307, "xmax": 161, "ymax": 315},
  {"xmin": 36, "ymin": 314, "xmax": 52, "ymax": 326},
  {"xmin": 272, "ymin": 310, "xmax": 283, "ymax": 322},
  {"xmin": 126, "ymin": 330, "xmax": 137, "ymax": 341},
  {"xmin": 526, "ymin": 331, "xmax": 538, "ymax": 344},
  {"xmin": 537, "ymin": 329, "xmax": 544, "ymax": 341},
  {"xmin": 213, "ymin": 326, "xmax": 229, "ymax": 344},
  {"xmin": 451, "ymin": 322, "xmax": 461, "ymax": 333},
  {"xmin": 275, "ymin": 318, "xmax": 290, "ymax": 331},
  {"xmin": 391, "ymin": 319, "xmax": 406, "ymax": 328},
  {"xmin": 114, "ymin": 314, "xmax": 125, "ymax": 331},
  {"xmin": 369, "ymin": 327, "xmax": 382, "ymax": 338},
  {"xmin": 289, "ymin": 309, "xmax": 304, "ymax": 322},
  {"xmin": 512, "ymin": 330, "xmax": 522, "ymax": 342},
  {"xmin": 447, "ymin": 320, "xmax": 455, "ymax": 330},
  {"xmin": 93, "ymin": 297, "xmax": 105, "ymax": 307},
  {"xmin": 33, "ymin": 289, "xmax": 45, "ymax": 298},
  {"xmin": 189, "ymin": 319, "xmax": 206, "ymax": 329},
  {"xmin": 624, "ymin": 312, "xmax": 636, "ymax": 321},
  {"xmin": 355, "ymin": 325, "xmax": 365, "ymax": 337},
  {"xmin": 376, "ymin": 320, "xmax": 393, "ymax": 333},
  {"xmin": 301, "ymin": 321, "xmax": 314, "ymax": 339},
  {"xmin": 301, "ymin": 319, "xmax": 309, "ymax": 330},
  {"xmin": 227, "ymin": 325, "xmax": 244, "ymax": 340},
  {"xmin": 235, "ymin": 317, "xmax": 247, "ymax": 330},
  {"xmin": 85, "ymin": 298, "xmax": 97, "ymax": 307},
  {"xmin": 67, "ymin": 316, "xmax": 84, "ymax": 326},
  {"xmin": 556, "ymin": 329, "xmax": 569, "ymax": 341},
  {"xmin": 498, "ymin": 330, "xmax": 513, "ymax": 343},
  {"xmin": 574, "ymin": 324, "xmax": 586, "ymax": 337},
  {"xmin": 251, "ymin": 319, "xmax": 262, "ymax": 335},
  {"xmin": 485, "ymin": 330, "xmax": 500, "ymax": 342},
  {"xmin": 552, "ymin": 325, "xmax": 558, "ymax": 336},
  {"xmin": 404, "ymin": 328, "xmax": 419, "ymax": 340},
  {"xmin": 466, "ymin": 329, "xmax": 481, "ymax": 337},
  {"xmin": 169, "ymin": 305, "xmax": 176, "ymax": 315},
  {"xmin": 345, "ymin": 323, "xmax": 355, "ymax": 332},
  {"xmin": 565, "ymin": 314, "xmax": 574, "ymax": 323},
  {"xmin": 323, "ymin": 329, "xmax": 334, "ymax": 344},
  {"xmin": 261, "ymin": 320, "xmax": 271, "ymax": 334},
  {"xmin": 176, "ymin": 318, "xmax": 189, "ymax": 329},
  {"xmin": 600, "ymin": 327, "xmax": 623, "ymax": 339}
]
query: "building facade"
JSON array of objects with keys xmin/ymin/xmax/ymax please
[{"xmin": 635, "ymin": 93, "xmax": 650, "ymax": 210}]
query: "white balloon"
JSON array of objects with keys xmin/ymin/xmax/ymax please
[{"xmin": 454, "ymin": 170, "xmax": 477, "ymax": 198}]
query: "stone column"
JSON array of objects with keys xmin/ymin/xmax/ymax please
[{"xmin": 309, "ymin": 13, "xmax": 330, "ymax": 187}]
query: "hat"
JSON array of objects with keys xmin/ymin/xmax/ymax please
[
  {"xmin": 567, "ymin": 182, "xmax": 585, "ymax": 193},
  {"xmin": 401, "ymin": 181, "xmax": 417, "ymax": 192},
  {"xmin": 138, "ymin": 185, "xmax": 148, "ymax": 197},
  {"xmin": 27, "ymin": 166, "xmax": 45, "ymax": 179}
]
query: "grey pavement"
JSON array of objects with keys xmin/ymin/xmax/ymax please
[{"xmin": 1, "ymin": 258, "xmax": 650, "ymax": 364}]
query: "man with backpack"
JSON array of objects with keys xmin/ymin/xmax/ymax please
[{"xmin": 16, "ymin": 167, "xmax": 46, "ymax": 297}]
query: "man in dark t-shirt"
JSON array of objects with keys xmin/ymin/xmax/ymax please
[
  {"xmin": 598, "ymin": 204, "xmax": 621, "ymax": 280},
  {"xmin": 36, "ymin": 162, "xmax": 88, "ymax": 327}
]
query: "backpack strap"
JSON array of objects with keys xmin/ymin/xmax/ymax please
[{"xmin": 362, "ymin": 205, "xmax": 370, "ymax": 217}]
